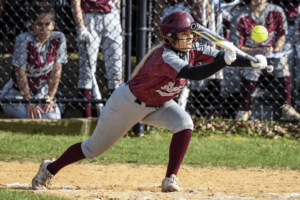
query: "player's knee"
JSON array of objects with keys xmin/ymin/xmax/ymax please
[
  {"xmin": 172, "ymin": 115, "xmax": 194, "ymax": 133},
  {"xmin": 81, "ymin": 140, "xmax": 98, "ymax": 159}
]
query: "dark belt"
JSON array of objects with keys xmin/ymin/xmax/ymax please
[
  {"xmin": 126, "ymin": 81, "xmax": 162, "ymax": 109},
  {"xmin": 134, "ymin": 99, "xmax": 162, "ymax": 108}
]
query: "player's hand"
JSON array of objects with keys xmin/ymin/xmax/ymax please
[
  {"xmin": 41, "ymin": 103, "xmax": 55, "ymax": 114},
  {"xmin": 224, "ymin": 49, "xmax": 237, "ymax": 65},
  {"xmin": 77, "ymin": 27, "xmax": 92, "ymax": 44},
  {"xmin": 251, "ymin": 54, "xmax": 267, "ymax": 70},
  {"xmin": 26, "ymin": 104, "xmax": 44, "ymax": 119}
]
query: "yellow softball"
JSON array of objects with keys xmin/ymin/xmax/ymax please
[{"xmin": 251, "ymin": 25, "xmax": 269, "ymax": 43}]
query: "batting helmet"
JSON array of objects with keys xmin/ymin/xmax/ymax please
[{"xmin": 160, "ymin": 11, "xmax": 195, "ymax": 36}]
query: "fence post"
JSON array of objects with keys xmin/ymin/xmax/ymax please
[
  {"xmin": 124, "ymin": 0, "xmax": 132, "ymax": 82},
  {"xmin": 134, "ymin": 0, "xmax": 147, "ymax": 136}
]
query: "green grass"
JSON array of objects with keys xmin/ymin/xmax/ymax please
[
  {"xmin": 1, "ymin": 128, "xmax": 300, "ymax": 169},
  {"xmin": 0, "ymin": 188, "xmax": 69, "ymax": 200}
]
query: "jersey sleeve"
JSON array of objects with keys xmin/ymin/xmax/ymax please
[
  {"xmin": 55, "ymin": 33, "xmax": 68, "ymax": 64},
  {"xmin": 11, "ymin": 34, "xmax": 28, "ymax": 68},
  {"xmin": 161, "ymin": 48, "xmax": 189, "ymax": 73},
  {"xmin": 274, "ymin": 6, "xmax": 288, "ymax": 37}
]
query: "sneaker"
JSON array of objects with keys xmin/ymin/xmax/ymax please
[
  {"xmin": 161, "ymin": 174, "xmax": 182, "ymax": 192},
  {"xmin": 236, "ymin": 110, "xmax": 252, "ymax": 121},
  {"xmin": 282, "ymin": 104, "xmax": 300, "ymax": 121},
  {"xmin": 32, "ymin": 160, "xmax": 55, "ymax": 190}
]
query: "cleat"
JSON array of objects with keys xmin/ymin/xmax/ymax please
[
  {"xmin": 32, "ymin": 160, "xmax": 54, "ymax": 190},
  {"xmin": 161, "ymin": 174, "xmax": 182, "ymax": 192},
  {"xmin": 282, "ymin": 104, "xmax": 300, "ymax": 121},
  {"xmin": 236, "ymin": 110, "xmax": 252, "ymax": 121}
]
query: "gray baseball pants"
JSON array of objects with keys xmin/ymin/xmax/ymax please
[
  {"xmin": 77, "ymin": 9, "xmax": 123, "ymax": 90},
  {"xmin": 81, "ymin": 83, "xmax": 194, "ymax": 159}
]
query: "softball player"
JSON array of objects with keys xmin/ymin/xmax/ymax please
[
  {"xmin": 228, "ymin": 0, "xmax": 300, "ymax": 121},
  {"xmin": 71, "ymin": 0, "xmax": 123, "ymax": 118},
  {"xmin": 32, "ymin": 12, "xmax": 267, "ymax": 192},
  {"xmin": 0, "ymin": 7, "xmax": 67, "ymax": 119},
  {"xmin": 285, "ymin": 3, "xmax": 300, "ymax": 98}
]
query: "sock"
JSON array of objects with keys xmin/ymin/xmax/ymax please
[
  {"xmin": 240, "ymin": 79, "xmax": 258, "ymax": 111},
  {"xmin": 81, "ymin": 89, "xmax": 92, "ymax": 118},
  {"xmin": 275, "ymin": 77, "xmax": 292, "ymax": 106},
  {"xmin": 47, "ymin": 142, "xmax": 86, "ymax": 175},
  {"xmin": 166, "ymin": 129, "xmax": 192, "ymax": 178}
]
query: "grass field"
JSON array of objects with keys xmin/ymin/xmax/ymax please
[
  {"xmin": 1, "ymin": 124, "xmax": 300, "ymax": 199},
  {"xmin": 1, "ymin": 126, "xmax": 300, "ymax": 168}
]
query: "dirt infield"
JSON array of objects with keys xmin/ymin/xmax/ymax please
[{"xmin": 0, "ymin": 162, "xmax": 300, "ymax": 199}]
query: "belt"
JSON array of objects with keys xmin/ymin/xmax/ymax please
[
  {"xmin": 134, "ymin": 99, "xmax": 162, "ymax": 108},
  {"xmin": 126, "ymin": 81, "xmax": 162, "ymax": 109}
]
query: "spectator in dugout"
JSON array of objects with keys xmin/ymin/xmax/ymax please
[
  {"xmin": 281, "ymin": 1, "xmax": 300, "ymax": 103},
  {"xmin": 0, "ymin": 7, "xmax": 67, "ymax": 119},
  {"xmin": 227, "ymin": 0, "xmax": 300, "ymax": 121}
]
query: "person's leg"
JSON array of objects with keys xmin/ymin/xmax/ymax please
[
  {"xmin": 240, "ymin": 78, "xmax": 258, "ymax": 111},
  {"xmin": 102, "ymin": 9, "xmax": 123, "ymax": 92},
  {"xmin": 40, "ymin": 104, "xmax": 61, "ymax": 119},
  {"xmin": 272, "ymin": 55, "xmax": 300, "ymax": 120},
  {"xmin": 77, "ymin": 13, "xmax": 101, "ymax": 118},
  {"xmin": 275, "ymin": 77, "xmax": 292, "ymax": 106},
  {"xmin": 165, "ymin": 129, "xmax": 192, "ymax": 178},
  {"xmin": 142, "ymin": 100, "xmax": 193, "ymax": 192},
  {"xmin": 1, "ymin": 104, "xmax": 27, "ymax": 118},
  {"xmin": 32, "ymin": 84, "xmax": 157, "ymax": 189},
  {"xmin": 236, "ymin": 67, "xmax": 261, "ymax": 120}
]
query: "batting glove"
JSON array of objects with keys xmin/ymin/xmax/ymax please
[
  {"xmin": 77, "ymin": 27, "xmax": 92, "ymax": 44},
  {"xmin": 224, "ymin": 49, "xmax": 237, "ymax": 65},
  {"xmin": 251, "ymin": 54, "xmax": 267, "ymax": 70}
]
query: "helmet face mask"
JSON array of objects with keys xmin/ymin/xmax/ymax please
[
  {"xmin": 172, "ymin": 31, "xmax": 198, "ymax": 52},
  {"xmin": 160, "ymin": 11, "xmax": 198, "ymax": 51}
]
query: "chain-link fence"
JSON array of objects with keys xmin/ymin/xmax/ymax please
[
  {"xmin": 1, "ymin": 0, "xmax": 300, "ymax": 126},
  {"xmin": 153, "ymin": 0, "xmax": 300, "ymax": 123}
]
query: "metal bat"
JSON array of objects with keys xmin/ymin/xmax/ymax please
[
  {"xmin": 84, "ymin": 41, "xmax": 103, "ymax": 116},
  {"xmin": 190, "ymin": 22, "xmax": 274, "ymax": 73}
]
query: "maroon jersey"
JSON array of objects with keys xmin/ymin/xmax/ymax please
[
  {"xmin": 229, "ymin": 3, "xmax": 287, "ymax": 48},
  {"xmin": 11, "ymin": 31, "xmax": 67, "ymax": 91},
  {"xmin": 81, "ymin": 0, "xmax": 115, "ymax": 13},
  {"xmin": 129, "ymin": 45, "xmax": 219, "ymax": 105}
]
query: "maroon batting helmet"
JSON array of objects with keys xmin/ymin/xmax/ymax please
[{"xmin": 160, "ymin": 11, "xmax": 195, "ymax": 36}]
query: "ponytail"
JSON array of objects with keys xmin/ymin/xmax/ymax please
[{"xmin": 131, "ymin": 44, "xmax": 164, "ymax": 79}]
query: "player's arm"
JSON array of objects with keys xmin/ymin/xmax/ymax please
[
  {"xmin": 71, "ymin": 0, "xmax": 85, "ymax": 29},
  {"xmin": 274, "ymin": 35, "xmax": 285, "ymax": 52},
  {"xmin": 42, "ymin": 63, "xmax": 62, "ymax": 113},
  {"xmin": 15, "ymin": 66, "xmax": 44, "ymax": 119},
  {"xmin": 14, "ymin": 66, "xmax": 32, "ymax": 99},
  {"xmin": 48, "ymin": 64, "xmax": 62, "ymax": 99},
  {"xmin": 177, "ymin": 51, "xmax": 251, "ymax": 80}
]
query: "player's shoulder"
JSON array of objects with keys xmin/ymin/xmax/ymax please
[
  {"xmin": 161, "ymin": 47, "xmax": 181, "ymax": 61},
  {"xmin": 15, "ymin": 31, "xmax": 35, "ymax": 43},
  {"xmin": 50, "ymin": 31, "xmax": 66, "ymax": 40},
  {"xmin": 265, "ymin": 3, "xmax": 284, "ymax": 13}
]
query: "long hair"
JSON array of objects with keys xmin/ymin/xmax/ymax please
[{"xmin": 130, "ymin": 44, "xmax": 164, "ymax": 79}]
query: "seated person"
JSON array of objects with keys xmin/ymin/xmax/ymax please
[
  {"xmin": 229, "ymin": 0, "xmax": 300, "ymax": 121},
  {"xmin": 0, "ymin": 7, "xmax": 67, "ymax": 119}
]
